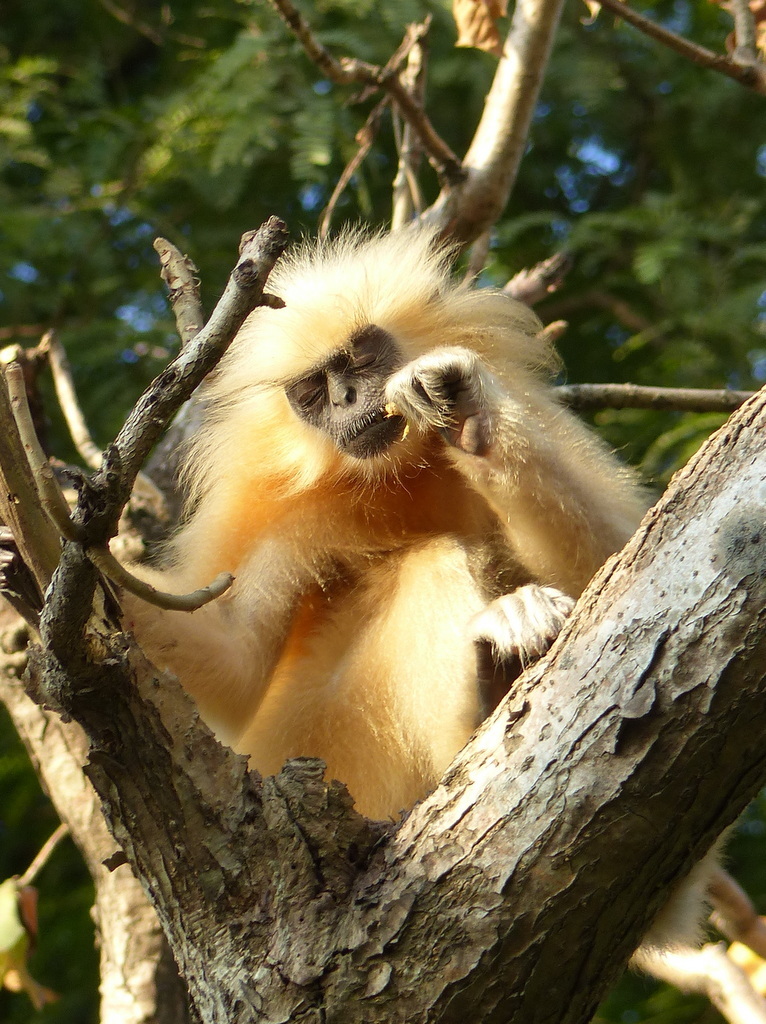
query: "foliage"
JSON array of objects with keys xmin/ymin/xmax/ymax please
[{"xmin": 0, "ymin": 0, "xmax": 764, "ymax": 1021}]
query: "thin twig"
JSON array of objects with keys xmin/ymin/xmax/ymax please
[
  {"xmin": 87, "ymin": 545, "xmax": 234, "ymax": 612},
  {"xmin": 268, "ymin": 0, "xmax": 462, "ymax": 183},
  {"xmin": 350, "ymin": 63, "xmax": 462, "ymax": 183},
  {"xmin": 40, "ymin": 331, "xmax": 167, "ymax": 510},
  {"xmin": 17, "ymin": 824, "xmax": 70, "ymax": 888},
  {"xmin": 0, "ymin": 370, "xmax": 61, "ymax": 591},
  {"xmin": 505, "ymin": 252, "xmax": 572, "ymax": 305},
  {"xmin": 320, "ymin": 98, "xmax": 389, "ymax": 239},
  {"xmin": 540, "ymin": 287, "xmax": 652, "ymax": 333},
  {"xmin": 99, "ymin": 217, "xmax": 289, "ymax": 538},
  {"xmin": 97, "ymin": 0, "xmax": 204, "ymax": 48},
  {"xmin": 267, "ymin": 0, "xmax": 347, "ymax": 81},
  {"xmin": 710, "ymin": 867, "xmax": 766, "ymax": 960},
  {"xmin": 153, "ymin": 239, "xmax": 205, "ymax": 349},
  {"xmin": 556, "ymin": 382, "xmax": 755, "ymax": 413},
  {"xmin": 40, "ymin": 330, "xmax": 103, "ymax": 470},
  {"xmin": 97, "ymin": 0, "xmax": 163, "ymax": 45},
  {"xmin": 4, "ymin": 362, "xmax": 83, "ymax": 542},
  {"xmin": 391, "ymin": 22, "xmax": 429, "ymax": 229},
  {"xmin": 595, "ymin": 0, "xmax": 766, "ymax": 94}
]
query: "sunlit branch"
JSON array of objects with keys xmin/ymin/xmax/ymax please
[
  {"xmin": 595, "ymin": 0, "xmax": 766, "ymax": 94},
  {"xmin": 40, "ymin": 330, "xmax": 103, "ymax": 470},
  {"xmin": 556, "ymin": 382, "xmax": 755, "ymax": 413}
]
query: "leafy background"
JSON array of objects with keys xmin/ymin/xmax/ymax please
[{"xmin": 0, "ymin": 0, "xmax": 764, "ymax": 1020}]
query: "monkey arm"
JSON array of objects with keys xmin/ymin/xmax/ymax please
[
  {"xmin": 386, "ymin": 346, "xmax": 647, "ymax": 598},
  {"xmin": 122, "ymin": 540, "xmax": 309, "ymax": 745}
]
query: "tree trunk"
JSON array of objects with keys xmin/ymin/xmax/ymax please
[
  {"xmin": 0, "ymin": 608, "xmax": 189, "ymax": 1024},
  {"xmin": 14, "ymin": 374, "xmax": 766, "ymax": 1023}
]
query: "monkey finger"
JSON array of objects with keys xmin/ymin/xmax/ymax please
[{"xmin": 441, "ymin": 410, "xmax": 493, "ymax": 456}]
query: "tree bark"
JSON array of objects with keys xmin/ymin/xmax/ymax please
[
  {"xmin": 15, "ymin": 374, "xmax": 766, "ymax": 1023},
  {"xmin": 423, "ymin": 0, "xmax": 567, "ymax": 245},
  {"xmin": 0, "ymin": 608, "xmax": 189, "ymax": 1024}
]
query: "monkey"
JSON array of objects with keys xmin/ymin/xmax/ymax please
[
  {"xmin": 124, "ymin": 227, "xmax": 741, "ymax": 971},
  {"xmin": 126, "ymin": 226, "xmax": 648, "ymax": 823}
]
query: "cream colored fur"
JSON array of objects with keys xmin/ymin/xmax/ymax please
[
  {"xmin": 126, "ymin": 228, "xmax": 648, "ymax": 820},
  {"xmin": 124, "ymin": 228, "xmax": 724, "ymax": 956}
]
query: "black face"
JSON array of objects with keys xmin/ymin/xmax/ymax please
[{"xmin": 285, "ymin": 325, "xmax": 407, "ymax": 459}]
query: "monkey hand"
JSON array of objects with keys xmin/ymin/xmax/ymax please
[
  {"xmin": 385, "ymin": 347, "xmax": 497, "ymax": 456},
  {"xmin": 470, "ymin": 585, "xmax": 575, "ymax": 715}
]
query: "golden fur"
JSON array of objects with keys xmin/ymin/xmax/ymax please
[{"xmin": 127, "ymin": 229, "xmax": 648, "ymax": 821}]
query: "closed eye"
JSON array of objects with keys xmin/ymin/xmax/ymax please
[
  {"xmin": 351, "ymin": 351, "xmax": 378, "ymax": 370},
  {"xmin": 289, "ymin": 374, "xmax": 325, "ymax": 410},
  {"xmin": 351, "ymin": 335, "xmax": 389, "ymax": 370}
]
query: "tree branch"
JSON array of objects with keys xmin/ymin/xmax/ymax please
[
  {"xmin": 87, "ymin": 544, "xmax": 233, "ymax": 612},
  {"xmin": 595, "ymin": 0, "xmax": 766, "ymax": 94},
  {"xmin": 541, "ymin": 286, "xmax": 653, "ymax": 333},
  {"xmin": 41, "ymin": 330, "xmax": 103, "ymax": 470},
  {"xmin": 505, "ymin": 251, "xmax": 571, "ymax": 305},
  {"xmin": 22, "ymin": 368, "xmax": 766, "ymax": 1023},
  {"xmin": 0, "ymin": 370, "xmax": 60, "ymax": 595},
  {"xmin": 152, "ymin": 239, "xmax": 204, "ymax": 349},
  {"xmin": 4, "ymin": 361, "xmax": 83, "ymax": 543},
  {"xmin": 16, "ymin": 824, "xmax": 69, "ymax": 888},
  {"xmin": 391, "ymin": 24, "xmax": 428, "ymax": 230},
  {"xmin": 556, "ymin": 382, "xmax": 755, "ymax": 413},
  {"xmin": 94, "ymin": 217, "xmax": 289, "ymax": 542},
  {"xmin": 422, "ymin": 0, "xmax": 567, "ymax": 245},
  {"xmin": 320, "ymin": 97, "xmax": 389, "ymax": 239},
  {"xmin": 268, "ymin": 0, "xmax": 463, "ymax": 183},
  {"xmin": 636, "ymin": 944, "xmax": 766, "ymax": 1024},
  {"xmin": 0, "ymin": 613, "xmax": 190, "ymax": 1024},
  {"xmin": 710, "ymin": 868, "xmax": 766, "ymax": 959},
  {"xmin": 730, "ymin": 0, "xmax": 760, "ymax": 63}
]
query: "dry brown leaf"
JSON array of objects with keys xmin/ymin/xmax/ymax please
[{"xmin": 453, "ymin": 0, "xmax": 508, "ymax": 57}]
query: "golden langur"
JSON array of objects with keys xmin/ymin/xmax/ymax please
[
  {"xmin": 126, "ymin": 228, "xmax": 729, "ymax": 964},
  {"xmin": 127, "ymin": 228, "xmax": 648, "ymax": 823}
]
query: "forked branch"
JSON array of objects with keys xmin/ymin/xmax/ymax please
[
  {"xmin": 268, "ymin": 0, "xmax": 462, "ymax": 183},
  {"xmin": 99, "ymin": 217, "xmax": 289, "ymax": 536},
  {"xmin": 423, "ymin": 0, "xmax": 568, "ymax": 245},
  {"xmin": 594, "ymin": 0, "xmax": 766, "ymax": 93}
]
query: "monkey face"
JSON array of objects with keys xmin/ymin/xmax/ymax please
[{"xmin": 285, "ymin": 324, "xmax": 408, "ymax": 459}]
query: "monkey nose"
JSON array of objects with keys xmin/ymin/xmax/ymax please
[{"xmin": 328, "ymin": 379, "xmax": 357, "ymax": 407}]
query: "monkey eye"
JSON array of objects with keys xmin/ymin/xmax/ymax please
[
  {"xmin": 288, "ymin": 373, "xmax": 325, "ymax": 411},
  {"xmin": 351, "ymin": 349, "xmax": 378, "ymax": 370},
  {"xmin": 351, "ymin": 331, "xmax": 388, "ymax": 369}
]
